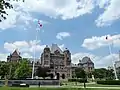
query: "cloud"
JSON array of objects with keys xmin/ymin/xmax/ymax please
[
  {"xmin": 0, "ymin": 9, "xmax": 19, "ymax": 30},
  {"xmin": 72, "ymin": 52, "xmax": 119, "ymax": 68},
  {"xmin": 56, "ymin": 32, "xmax": 70, "ymax": 40},
  {"xmin": 17, "ymin": 0, "xmax": 120, "ymax": 26},
  {"xmin": 3, "ymin": 40, "xmax": 65, "ymax": 59},
  {"xmin": 4, "ymin": 40, "xmax": 46, "ymax": 53},
  {"xmin": 21, "ymin": 53, "xmax": 33, "ymax": 58},
  {"xmin": 22, "ymin": 0, "xmax": 95, "ymax": 20},
  {"xmin": 0, "ymin": 0, "xmax": 119, "ymax": 28},
  {"xmin": 96, "ymin": 0, "xmax": 110, "ymax": 8},
  {"xmin": 96, "ymin": 54, "xmax": 118, "ymax": 68},
  {"xmin": 82, "ymin": 34, "xmax": 120, "ymax": 50},
  {"xmin": 0, "ymin": 1, "xmax": 49, "ymax": 30},
  {"xmin": 0, "ymin": 9, "xmax": 33, "ymax": 30},
  {"xmin": 2, "ymin": 0, "xmax": 95, "ymax": 22},
  {"xmin": 0, "ymin": 52, "xmax": 33, "ymax": 61},
  {"xmin": 0, "ymin": 53, "xmax": 9, "ymax": 61},
  {"xmin": 96, "ymin": 0, "xmax": 120, "ymax": 27}
]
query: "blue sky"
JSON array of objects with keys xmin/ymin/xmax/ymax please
[{"xmin": 0, "ymin": 0, "xmax": 120, "ymax": 68}]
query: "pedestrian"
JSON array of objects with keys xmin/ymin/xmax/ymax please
[{"xmin": 38, "ymin": 82, "xmax": 40, "ymax": 87}]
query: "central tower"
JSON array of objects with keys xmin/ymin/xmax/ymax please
[{"xmin": 40, "ymin": 44, "xmax": 72, "ymax": 79}]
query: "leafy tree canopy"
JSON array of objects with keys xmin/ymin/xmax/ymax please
[
  {"xmin": 75, "ymin": 68, "xmax": 86, "ymax": 79},
  {"xmin": 92, "ymin": 68, "xmax": 114, "ymax": 80},
  {"xmin": 14, "ymin": 58, "xmax": 32, "ymax": 79}
]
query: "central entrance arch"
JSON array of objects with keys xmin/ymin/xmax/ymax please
[
  {"xmin": 50, "ymin": 73, "xmax": 54, "ymax": 79},
  {"xmin": 62, "ymin": 74, "xmax": 65, "ymax": 79},
  {"xmin": 56, "ymin": 73, "xmax": 60, "ymax": 80}
]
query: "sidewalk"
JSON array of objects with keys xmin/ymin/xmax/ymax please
[
  {"xmin": 29, "ymin": 85, "xmax": 61, "ymax": 88},
  {"xmin": 29, "ymin": 85, "xmax": 120, "ymax": 89}
]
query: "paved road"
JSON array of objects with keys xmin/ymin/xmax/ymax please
[{"xmin": 29, "ymin": 85, "xmax": 120, "ymax": 89}]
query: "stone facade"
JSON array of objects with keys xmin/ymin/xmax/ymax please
[
  {"xmin": 79, "ymin": 57, "xmax": 94, "ymax": 73},
  {"xmin": 7, "ymin": 49, "xmax": 22, "ymax": 62},
  {"xmin": 71, "ymin": 56, "xmax": 94, "ymax": 78},
  {"xmin": 41, "ymin": 44, "xmax": 72, "ymax": 80},
  {"xmin": 6, "ymin": 45, "xmax": 94, "ymax": 80}
]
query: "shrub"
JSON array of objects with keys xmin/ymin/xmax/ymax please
[
  {"xmin": 68, "ymin": 78, "xmax": 87, "ymax": 83},
  {"xmin": 97, "ymin": 80, "xmax": 120, "ymax": 85}
]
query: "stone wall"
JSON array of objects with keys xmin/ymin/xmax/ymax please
[{"xmin": 0, "ymin": 79, "xmax": 60, "ymax": 86}]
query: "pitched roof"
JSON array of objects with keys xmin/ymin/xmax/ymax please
[
  {"xmin": 50, "ymin": 44, "xmax": 63, "ymax": 54},
  {"xmin": 12, "ymin": 49, "xmax": 20, "ymax": 56},
  {"xmin": 81, "ymin": 56, "xmax": 93, "ymax": 64}
]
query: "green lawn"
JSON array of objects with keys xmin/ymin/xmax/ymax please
[
  {"xmin": 0, "ymin": 87, "xmax": 119, "ymax": 90},
  {"xmin": 62, "ymin": 82, "xmax": 120, "ymax": 87},
  {"xmin": 86, "ymin": 84, "xmax": 120, "ymax": 87}
]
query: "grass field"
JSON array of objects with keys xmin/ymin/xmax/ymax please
[
  {"xmin": 0, "ymin": 87, "xmax": 120, "ymax": 90},
  {"xmin": 62, "ymin": 82, "xmax": 120, "ymax": 87},
  {"xmin": 86, "ymin": 84, "xmax": 120, "ymax": 87}
]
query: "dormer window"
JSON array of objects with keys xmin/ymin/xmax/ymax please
[{"xmin": 54, "ymin": 50, "xmax": 60, "ymax": 54}]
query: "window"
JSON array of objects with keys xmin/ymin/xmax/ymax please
[
  {"xmin": 62, "ymin": 74, "xmax": 65, "ymax": 79},
  {"xmin": 55, "ymin": 66, "xmax": 58, "ymax": 69},
  {"xmin": 45, "ymin": 55, "xmax": 49, "ymax": 57},
  {"xmin": 44, "ymin": 61, "xmax": 49, "ymax": 65}
]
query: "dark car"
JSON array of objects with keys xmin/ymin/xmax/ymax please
[{"xmin": 12, "ymin": 81, "xmax": 29, "ymax": 87}]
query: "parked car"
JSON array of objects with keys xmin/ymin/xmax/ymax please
[{"xmin": 12, "ymin": 81, "xmax": 29, "ymax": 87}]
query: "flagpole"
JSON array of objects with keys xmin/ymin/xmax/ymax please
[
  {"xmin": 31, "ymin": 20, "xmax": 42, "ymax": 79},
  {"xmin": 32, "ymin": 26, "xmax": 37, "ymax": 79},
  {"xmin": 108, "ymin": 39, "xmax": 118, "ymax": 80}
]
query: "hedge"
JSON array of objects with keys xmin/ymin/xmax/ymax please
[
  {"xmin": 68, "ymin": 79, "xmax": 87, "ymax": 83},
  {"xmin": 97, "ymin": 80, "xmax": 120, "ymax": 85}
]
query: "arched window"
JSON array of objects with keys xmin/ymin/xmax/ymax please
[
  {"xmin": 62, "ymin": 74, "xmax": 65, "ymax": 79},
  {"xmin": 50, "ymin": 74, "xmax": 54, "ymax": 79},
  {"xmin": 56, "ymin": 73, "xmax": 60, "ymax": 80}
]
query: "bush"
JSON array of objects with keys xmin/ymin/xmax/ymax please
[
  {"xmin": 68, "ymin": 78, "xmax": 87, "ymax": 83},
  {"xmin": 97, "ymin": 80, "xmax": 120, "ymax": 85}
]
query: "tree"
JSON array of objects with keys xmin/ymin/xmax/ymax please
[
  {"xmin": 0, "ymin": 0, "xmax": 24, "ymax": 22},
  {"xmin": 106, "ymin": 69, "xmax": 114, "ymax": 80},
  {"xmin": 0, "ymin": 62, "xmax": 9, "ymax": 78},
  {"xmin": 75, "ymin": 68, "xmax": 87, "ymax": 88},
  {"xmin": 36, "ymin": 66, "xmax": 50, "ymax": 79},
  {"xmin": 8, "ymin": 62, "xmax": 19, "ymax": 79},
  {"xmin": 14, "ymin": 59, "xmax": 32, "ymax": 79},
  {"xmin": 92, "ymin": 68, "xmax": 114, "ymax": 80},
  {"xmin": 75, "ymin": 68, "xmax": 86, "ymax": 78}
]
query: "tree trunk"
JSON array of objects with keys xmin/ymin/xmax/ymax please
[
  {"xmin": 83, "ymin": 78, "xmax": 86, "ymax": 88},
  {"xmin": 5, "ymin": 76, "xmax": 8, "ymax": 86}
]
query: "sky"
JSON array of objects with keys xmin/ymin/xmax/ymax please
[{"xmin": 0, "ymin": 0, "xmax": 120, "ymax": 68}]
